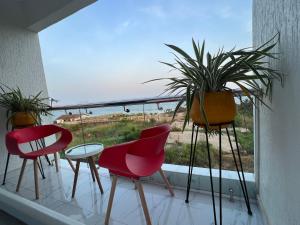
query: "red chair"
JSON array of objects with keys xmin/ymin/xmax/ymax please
[
  {"xmin": 6, "ymin": 124, "xmax": 72, "ymax": 199},
  {"xmin": 99, "ymin": 124, "xmax": 173, "ymax": 225}
]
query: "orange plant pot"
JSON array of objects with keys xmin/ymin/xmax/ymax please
[
  {"xmin": 11, "ymin": 112, "xmax": 37, "ymax": 128},
  {"xmin": 190, "ymin": 91, "xmax": 236, "ymax": 128}
]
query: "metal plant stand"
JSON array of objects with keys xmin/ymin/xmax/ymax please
[{"xmin": 185, "ymin": 121, "xmax": 252, "ymax": 225}]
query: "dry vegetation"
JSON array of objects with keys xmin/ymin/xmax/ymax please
[{"xmin": 59, "ymin": 103, "xmax": 254, "ymax": 172}]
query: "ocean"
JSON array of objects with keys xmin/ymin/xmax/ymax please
[{"xmin": 50, "ymin": 102, "xmax": 179, "ymax": 120}]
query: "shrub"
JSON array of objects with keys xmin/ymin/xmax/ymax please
[
  {"xmin": 235, "ymin": 112, "xmax": 253, "ymax": 131},
  {"xmin": 165, "ymin": 142, "xmax": 218, "ymax": 168},
  {"xmin": 236, "ymin": 130, "xmax": 254, "ymax": 154},
  {"xmin": 149, "ymin": 118, "xmax": 156, "ymax": 124},
  {"xmin": 171, "ymin": 126, "xmax": 182, "ymax": 132}
]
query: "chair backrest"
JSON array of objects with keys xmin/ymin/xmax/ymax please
[
  {"xmin": 6, "ymin": 124, "xmax": 72, "ymax": 156},
  {"xmin": 129, "ymin": 124, "xmax": 171, "ymax": 157}
]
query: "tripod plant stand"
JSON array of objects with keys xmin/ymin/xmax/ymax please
[{"xmin": 185, "ymin": 121, "xmax": 252, "ymax": 225}]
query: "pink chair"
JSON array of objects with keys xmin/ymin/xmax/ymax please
[
  {"xmin": 99, "ymin": 124, "xmax": 173, "ymax": 225},
  {"xmin": 6, "ymin": 125, "xmax": 72, "ymax": 199}
]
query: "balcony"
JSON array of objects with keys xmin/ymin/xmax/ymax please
[
  {"xmin": 0, "ymin": 0, "xmax": 299, "ymax": 225},
  {"xmin": 0, "ymin": 158, "xmax": 263, "ymax": 225},
  {"xmin": 0, "ymin": 95, "xmax": 261, "ymax": 225}
]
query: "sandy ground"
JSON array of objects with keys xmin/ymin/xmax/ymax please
[
  {"xmin": 60, "ymin": 112, "xmax": 246, "ymax": 153},
  {"xmin": 168, "ymin": 131, "xmax": 238, "ymax": 153},
  {"xmin": 169, "ymin": 121, "xmax": 247, "ymax": 153}
]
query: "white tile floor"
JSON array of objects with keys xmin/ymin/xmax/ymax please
[{"xmin": 0, "ymin": 159, "xmax": 264, "ymax": 225}]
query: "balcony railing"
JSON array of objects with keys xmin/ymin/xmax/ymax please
[{"xmin": 48, "ymin": 91, "xmax": 254, "ymax": 173}]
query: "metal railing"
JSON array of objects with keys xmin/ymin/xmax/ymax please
[
  {"xmin": 47, "ymin": 90, "xmax": 254, "ymax": 173},
  {"xmin": 49, "ymin": 96, "xmax": 182, "ymax": 111},
  {"xmin": 48, "ymin": 89, "xmax": 246, "ymax": 111}
]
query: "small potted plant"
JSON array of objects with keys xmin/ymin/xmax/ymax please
[
  {"xmin": 147, "ymin": 35, "xmax": 284, "ymax": 130},
  {"xmin": 0, "ymin": 84, "xmax": 51, "ymax": 129}
]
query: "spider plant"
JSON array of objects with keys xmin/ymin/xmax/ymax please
[
  {"xmin": 0, "ymin": 84, "xmax": 51, "ymax": 129},
  {"xmin": 147, "ymin": 34, "xmax": 284, "ymax": 130}
]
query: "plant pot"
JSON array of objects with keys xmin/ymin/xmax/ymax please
[
  {"xmin": 190, "ymin": 91, "xmax": 236, "ymax": 127},
  {"xmin": 11, "ymin": 112, "xmax": 37, "ymax": 128}
]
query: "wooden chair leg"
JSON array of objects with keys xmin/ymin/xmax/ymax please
[
  {"xmin": 71, "ymin": 160, "xmax": 80, "ymax": 198},
  {"xmin": 88, "ymin": 159, "xmax": 95, "ymax": 182},
  {"xmin": 66, "ymin": 158, "xmax": 76, "ymax": 173},
  {"xmin": 54, "ymin": 152, "xmax": 59, "ymax": 172},
  {"xmin": 135, "ymin": 180, "xmax": 152, "ymax": 225},
  {"xmin": 159, "ymin": 168, "xmax": 174, "ymax": 196},
  {"xmin": 89, "ymin": 157, "xmax": 104, "ymax": 194},
  {"xmin": 105, "ymin": 175, "xmax": 118, "ymax": 225},
  {"xmin": 16, "ymin": 159, "xmax": 27, "ymax": 192},
  {"xmin": 133, "ymin": 180, "xmax": 137, "ymax": 190},
  {"xmin": 33, "ymin": 159, "xmax": 39, "ymax": 199}
]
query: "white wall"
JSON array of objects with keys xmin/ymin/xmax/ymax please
[
  {"xmin": 0, "ymin": 24, "xmax": 49, "ymax": 174},
  {"xmin": 253, "ymin": 0, "xmax": 300, "ymax": 224}
]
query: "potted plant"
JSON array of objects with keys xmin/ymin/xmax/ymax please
[
  {"xmin": 0, "ymin": 84, "xmax": 51, "ymax": 129},
  {"xmin": 147, "ymin": 35, "xmax": 284, "ymax": 130}
]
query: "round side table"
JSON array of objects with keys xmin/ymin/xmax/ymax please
[{"xmin": 65, "ymin": 143, "xmax": 104, "ymax": 198}]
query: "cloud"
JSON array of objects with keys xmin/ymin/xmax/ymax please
[
  {"xmin": 217, "ymin": 6, "xmax": 233, "ymax": 19},
  {"xmin": 140, "ymin": 5, "xmax": 166, "ymax": 18},
  {"xmin": 115, "ymin": 20, "xmax": 131, "ymax": 34}
]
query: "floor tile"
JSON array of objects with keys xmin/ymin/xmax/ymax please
[{"xmin": 0, "ymin": 159, "xmax": 264, "ymax": 225}]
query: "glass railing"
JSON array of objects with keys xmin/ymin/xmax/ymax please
[{"xmin": 48, "ymin": 93, "xmax": 254, "ymax": 173}]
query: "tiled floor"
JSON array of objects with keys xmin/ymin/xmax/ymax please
[{"xmin": 0, "ymin": 159, "xmax": 264, "ymax": 225}]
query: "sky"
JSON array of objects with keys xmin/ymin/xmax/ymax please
[{"xmin": 39, "ymin": 0, "xmax": 252, "ymax": 105}]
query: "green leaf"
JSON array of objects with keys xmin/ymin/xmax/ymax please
[{"xmin": 145, "ymin": 34, "xmax": 284, "ymax": 130}]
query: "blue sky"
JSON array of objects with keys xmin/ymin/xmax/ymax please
[{"xmin": 39, "ymin": 0, "xmax": 252, "ymax": 105}]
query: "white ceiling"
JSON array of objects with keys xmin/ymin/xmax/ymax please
[{"xmin": 0, "ymin": 0, "xmax": 96, "ymax": 32}]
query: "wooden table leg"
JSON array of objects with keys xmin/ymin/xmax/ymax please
[
  {"xmin": 66, "ymin": 158, "xmax": 76, "ymax": 173},
  {"xmin": 88, "ymin": 159, "xmax": 95, "ymax": 182},
  {"xmin": 72, "ymin": 160, "xmax": 80, "ymax": 198},
  {"xmin": 89, "ymin": 157, "xmax": 104, "ymax": 194},
  {"xmin": 54, "ymin": 152, "xmax": 59, "ymax": 172}
]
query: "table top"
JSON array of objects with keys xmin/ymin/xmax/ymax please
[{"xmin": 65, "ymin": 143, "xmax": 104, "ymax": 160}]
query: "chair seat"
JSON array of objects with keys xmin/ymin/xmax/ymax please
[
  {"xmin": 108, "ymin": 153, "xmax": 164, "ymax": 179},
  {"xmin": 126, "ymin": 153, "xmax": 164, "ymax": 177},
  {"xmin": 20, "ymin": 142, "xmax": 68, "ymax": 159}
]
